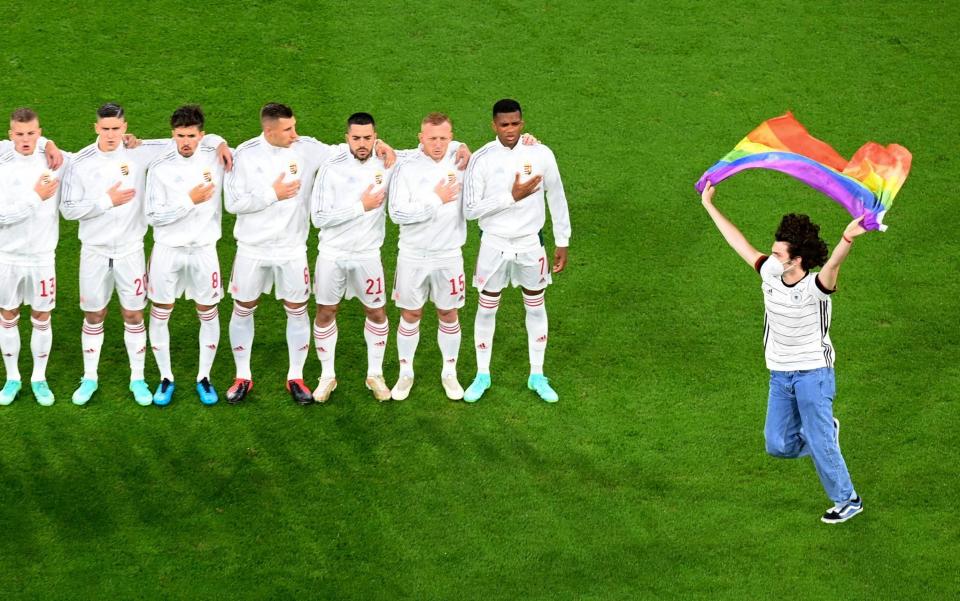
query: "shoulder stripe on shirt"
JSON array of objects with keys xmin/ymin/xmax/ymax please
[
  {"xmin": 72, "ymin": 146, "xmax": 99, "ymax": 164},
  {"xmin": 235, "ymin": 138, "xmax": 262, "ymax": 154},
  {"xmin": 148, "ymin": 149, "xmax": 179, "ymax": 169}
]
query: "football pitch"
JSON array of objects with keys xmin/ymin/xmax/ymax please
[{"xmin": 1, "ymin": 1, "xmax": 958, "ymax": 599}]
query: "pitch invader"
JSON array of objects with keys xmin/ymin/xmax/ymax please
[
  {"xmin": 61, "ymin": 103, "xmax": 229, "ymax": 406},
  {"xmin": 0, "ymin": 108, "xmax": 66, "ymax": 406},
  {"xmin": 386, "ymin": 112, "xmax": 473, "ymax": 401},
  {"xmin": 701, "ymin": 181, "xmax": 866, "ymax": 524},
  {"xmin": 224, "ymin": 103, "xmax": 397, "ymax": 405},
  {"xmin": 145, "ymin": 105, "xmax": 233, "ymax": 406},
  {"xmin": 462, "ymin": 99, "xmax": 571, "ymax": 403}
]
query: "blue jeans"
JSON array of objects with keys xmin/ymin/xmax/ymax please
[{"xmin": 764, "ymin": 368, "xmax": 855, "ymax": 504}]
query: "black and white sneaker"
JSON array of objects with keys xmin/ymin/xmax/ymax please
[{"xmin": 821, "ymin": 496, "xmax": 862, "ymax": 524}]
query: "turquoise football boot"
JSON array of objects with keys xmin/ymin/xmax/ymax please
[
  {"xmin": 129, "ymin": 379, "xmax": 153, "ymax": 406},
  {"xmin": 71, "ymin": 378, "xmax": 98, "ymax": 406},
  {"xmin": 31, "ymin": 381, "xmax": 55, "ymax": 406},
  {"xmin": 463, "ymin": 373, "xmax": 491, "ymax": 403},
  {"xmin": 527, "ymin": 374, "xmax": 559, "ymax": 403},
  {"xmin": 0, "ymin": 380, "xmax": 21, "ymax": 406}
]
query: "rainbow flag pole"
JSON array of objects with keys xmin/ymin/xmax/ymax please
[{"xmin": 695, "ymin": 113, "xmax": 912, "ymax": 231}]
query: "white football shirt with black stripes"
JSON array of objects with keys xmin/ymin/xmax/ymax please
[{"xmin": 756, "ymin": 255, "xmax": 835, "ymax": 371}]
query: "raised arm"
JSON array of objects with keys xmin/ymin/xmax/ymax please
[
  {"xmin": 700, "ymin": 181, "xmax": 763, "ymax": 268},
  {"xmin": 817, "ymin": 216, "xmax": 868, "ymax": 291}
]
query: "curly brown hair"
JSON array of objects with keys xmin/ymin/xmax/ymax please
[{"xmin": 775, "ymin": 213, "xmax": 828, "ymax": 270}]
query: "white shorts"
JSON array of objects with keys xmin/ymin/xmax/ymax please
[
  {"xmin": 148, "ymin": 244, "xmax": 223, "ymax": 305},
  {"xmin": 314, "ymin": 256, "xmax": 386, "ymax": 308},
  {"xmin": 392, "ymin": 255, "xmax": 465, "ymax": 311},
  {"xmin": 228, "ymin": 253, "xmax": 311, "ymax": 303},
  {"xmin": 0, "ymin": 262, "xmax": 57, "ymax": 312},
  {"xmin": 472, "ymin": 242, "xmax": 552, "ymax": 293},
  {"xmin": 79, "ymin": 248, "xmax": 148, "ymax": 312}
]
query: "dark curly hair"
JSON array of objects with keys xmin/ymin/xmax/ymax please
[{"xmin": 775, "ymin": 213, "xmax": 828, "ymax": 270}]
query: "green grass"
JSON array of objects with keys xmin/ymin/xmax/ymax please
[{"xmin": 2, "ymin": 1, "xmax": 959, "ymax": 598}]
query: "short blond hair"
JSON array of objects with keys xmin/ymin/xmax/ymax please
[{"xmin": 421, "ymin": 112, "xmax": 451, "ymax": 127}]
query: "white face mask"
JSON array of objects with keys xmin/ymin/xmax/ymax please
[{"xmin": 763, "ymin": 256, "xmax": 796, "ymax": 278}]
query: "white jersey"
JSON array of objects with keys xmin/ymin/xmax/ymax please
[
  {"xmin": 463, "ymin": 138, "xmax": 571, "ymax": 250},
  {"xmin": 145, "ymin": 144, "xmax": 224, "ymax": 248},
  {"xmin": 311, "ymin": 152, "xmax": 394, "ymax": 258},
  {"xmin": 388, "ymin": 145, "xmax": 466, "ymax": 258},
  {"xmin": 60, "ymin": 134, "xmax": 224, "ymax": 257},
  {"xmin": 225, "ymin": 134, "xmax": 344, "ymax": 260},
  {"xmin": 757, "ymin": 256, "xmax": 835, "ymax": 371},
  {"xmin": 0, "ymin": 144, "xmax": 65, "ymax": 265}
]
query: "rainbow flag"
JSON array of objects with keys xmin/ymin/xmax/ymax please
[{"xmin": 695, "ymin": 113, "xmax": 912, "ymax": 231}]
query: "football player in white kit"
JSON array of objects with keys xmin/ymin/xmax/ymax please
[
  {"xmin": 462, "ymin": 99, "xmax": 571, "ymax": 404},
  {"xmin": 309, "ymin": 112, "xmax": 399, "ymax": 402},
  {"xmin": 0, "ymin": 108, "xmax": 66, "ymax": 406},
  {"xmin": 224, "ymin": 103, "xmax": 397, "ymax": 405},
  {"xmin": 61, "ymin": 103, "xmax": 229, "ymax": 406},
  {"xmin": 386, "ymin": 113, "xmax": 470, "ymax": 401},
  {"xmin": 145, "ymin": 105, "xmax": 232, "ymax": 406}
]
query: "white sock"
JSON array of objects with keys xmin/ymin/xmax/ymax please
[
  {"xmin": 474, "ymin": 293, "xmax": 499, "ymax": 374},
  {"xmin": 229, "ymin": 302, "xmax": 256, "ymax": 380},
  {"xmin": 313, "ymin": 321, "xmax": 337, "ymax": 379},
  {"xmin": 30, "ymin": 316, "xmax": 52, "ymax": 382},
  {"xmin": 364, "ymin": 318, "xmax": 389, "ymax": 377},
  {"xmin": 396, "ymin": 318, "xmax": 420, "ymax": 378},
  {"xmin": 81, "ymin": 319, "xmax": 104, "ymax": 381},
  {"xmin": 124, "ymin": 321, "xmax": 147, "ymax": 381},
  {"xmin": 523, "ymin": 291, "xmax": 548, "ymax": 375},
  {"xmin": 149, "ymin": 306, "xmax": 174, "ymax": 381},
  {"xmin": 285, "ymin": 305, "xmax": 310, "ymax": 380},
  {"xmin": 197, "ymin": 306, "xmax": 219, "ymax": 382},
  {"xmin": 438, "ymin": 319, "xmax": 461, "ymax": 377},
  {"xmin": 0, "ymin": 316, "xmax": 21, "ymax": 381}
]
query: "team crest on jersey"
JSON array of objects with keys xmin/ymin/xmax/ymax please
[
  {"xmin": 41, "ymin": 171, "xmax": 53, "ymax": 184},
  {"xmin": 120, "ymin": 162, "xmax": 130, "ymax": 176},
  {"xmin": 289, "ymin": 161, "xmax": 299, "ymax": 175},
  {"xmin": 203, "ymin": 169, "xmax": 213, "ymax": 183},
  {"xmin": 523, "ymin": 163, "xmax": 532, "ymax": 175},
  {"xmin": 790, "ymin": 291, "xmax": 804, "ymax": 304},
  {"xmin": 374, "ymin": 172, "xmax": 383, "ymax": 185},
  {"xmin": 447, "ymin": 172, "xmax": 456, "ymax": 184}
]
